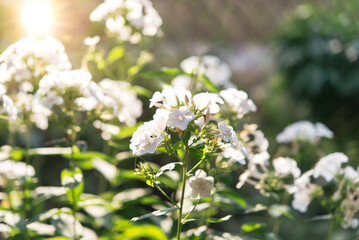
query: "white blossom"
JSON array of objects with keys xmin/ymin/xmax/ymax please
[
  {"xmin": 90, "ymin": 0, "xmax": 162, "ymax": 43},
  {"xmin": 220, "ymin": 143, "xmax": 246, "ymax": 165},
  {"xmin": 341, "ymin": 166, "xmax": 359, "ymax": 180},
  {"xmin": 276, "ymin": 121, "xmax": 333, "ymax": 144},
  {"xmin": 0, "ymin": 159, "xmax": 35, "ymax": 180},
  {"xmin": 167, "ymin": 106, "xmax": 195, "ymax": 130},
  {"xmin": 193, "ymin": 92, "xmax": 223, "ymax": 114},
  {"xmin": 1, "ymin": 95, "xmax": 18, "ymax": 121},
  {"xmin": 129, "ymin": 109, "xmax": 168, "ymax": 156},
  {"xmin": 218, "ymin": 121, "xmax": 239, "ymax": 147},
  {"xmin": 98, "ymin": 79, "xmax": 142, "ymax": 126},
  {"xmin": 288, "ymin": 171, "xmax": 315, "ymax": 213},
  {"xmin": 84, "ymin": 36, "xmax": 100, "ymax": 47},
  {"xmin": 273, "ymin": 157, "xmax": 301, "ymax": 178},
  {"xmin": 220, "ymin": 88, "xmax": 256, "ymax": 118},
  {"xmin": 93, "ymin": 120, "xmax": 120, "ymax": 141},
  {"xmin": 188, "ymin": 170, "xmax": 214, "ymax": 199},
  {"xmin": 181, "ymin": 55, "xmax": 232, "ymax": 87},
  {"xmin": 150, "ymin": 86, "xmax": 192, "ymax": 110},
  {"xmin": 313, "ymin": 152, "xmax": 348, "ymax": 182}
]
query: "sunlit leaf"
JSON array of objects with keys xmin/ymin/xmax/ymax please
[
  {"xmin": 241, "ymin": 222, "xmax": 263, "ymax": 232},
  {"xmin": 118, "ymin": 224, "xmax": 167, "ymax": 240},
  {"xmin": 141, "ymin": 68, "xmax": 183, "ymax": 78},
  {"xmin": 156, "ymin": 162, "xmax": 183, "ymax": 178},
  {"xmin": 199, "ymin": 74, "xmax": 219, "ymax": 93},
  {"xmin": 107, "ymin": 46, "xmax": 125, "ymax": 64},
  {"xmin": 244, "ymin": 204, "xmax": 267, "ymax": 214},
  {"xmin": 61, "ymin": 168, "xmax": 84, "ymax": 207},
  {"xmin": 92, "ymin": 158, "xmax": 118, "ymax": 183},
  {"xmin": 130, "ymin": 207, "xmax": 179, "ymax": 222},
  {"xmin": 129, "ymin": 85, "xmax": 152, "ymax": 97},
  {"xmin": 183, "ymin": 215, "xmax": 232, "ymax": 224}
]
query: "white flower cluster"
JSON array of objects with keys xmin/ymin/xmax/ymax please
[
  {"xmin": 276, "ymin": 120, "xmax": 334, "ymax": 144},
  {"xmin": 90, "ymin": 0, "xmax": 162, "ymax": 44},
  {"xmin": 172, "ymin": 55, "xmax": 233, "ymax": 89},
  {"xmin": 219, "ymin": 88, "xmax": 257, "ymax": 118},
  {"xmin": 0, "ymin": 159, "xmax": 35, "ymax": 183},
  {"xmin": 0, "ymin": 35, "xmax": 71, "ymax": 86},
  {"xmin": 98, "ymin": 79, "xmax": 142, "ymax": 126}
]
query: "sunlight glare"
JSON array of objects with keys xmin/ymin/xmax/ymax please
[{"xmin": 20, "ymin": 0, "xmax": 54, "ymax": 36}]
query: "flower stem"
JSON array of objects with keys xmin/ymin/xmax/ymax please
[
  {"xmin": 327, "ymin": 213, "xmax": 337, "ymax": 240},
  {"xmin": 176, "ymin": 147, "xmax": 189, "ymax": 240},
  {"xmin": 70, "ymin": 144, "xmax": 77, "ymax": 240},
  {"xmin": 22, "ymin": 125, "xmax": 31, "ymax": 240}
]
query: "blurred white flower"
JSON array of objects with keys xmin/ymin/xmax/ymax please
[
  {"xmin": 0, "ymin": 159, "xmax": 35, "ymax": 181},
  {"xmin": 84, "ymin": 36, "xmax": 100, "ymax": 47},
  {"xmin": 313, "ymin": 152, "xmax": 348, "ymax": 182},
  {"xmin": 189, "ymin": 170, "xmax": 214, "ymax": 199},
  {"xmin": 0, "ymin": 35, "xmax": 71, "ymax": 85},
  {"xmin": 220, "ymin": 143, "xmax": 246, "ymax": 165},
  {"xmin": 218, "ymin": 121, "xmax": 239, "ymax": 147},
  {"xmin": 93, "ymin": 120, "xmax": 120, "ymax": 141},
  {"xmin": 90, "ymin": 0, "xmax": 162, "ymax": 43},
  {"xmin": 220, "ymin": 88, "xmax": 256, "ymax": 118},
  {"xmin": 273, "ymin": 157, "xmax": 301, "ymax": 178},
  {"xmin": 287, "ymin": 171, "xmax": 315, "ymax": 213},
  {"xmin": 167, "ymin": 106, "xmax": 195, "ymax": 130},
  {"xmin": 181, "ymin": 55, "xmax": 232, "ymax": 87},
  {"xmin": 1, "ymin": 95, "xmax": 18, "ymax": 121},
  {"xmin": 341, "ymin": 166, "xmax": 359, "ymax": 180},
  {"xmin": 98, "ymin": 79, "xmax": 142, "ymax": 126},
  {"xmin": 276, "ymin": 121, "xmax": 333, "ymax": 144},
  {"xmin": 171, "ymin": 75, "xmax": 192, "ymax": 89},
  {"xmin": 268, "ymin": 204, "xmax": 290, "ymax": 218},
  {"xmin": 193, "ymin": 92, "xmax": 223, "ymax": 114}
]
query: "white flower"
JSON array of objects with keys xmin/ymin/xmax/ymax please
[
  {"xmin": 220, "ymin": 143, "xmax": 246, "ymax": 165},
  {"xmin": 276, "ymin": 121, "xmax": 333, "ymax": 144},
  {"xmin": 171, "ymin": 75, "xmax": 192, "ymax": 89},
  {"xmin": 220, "ymin": 88, "xmax": 256, "ymax": 118},
  {"xmin": 193, "ymin": 92, "xmax": 223, "ymax": 114},
  {"xmin": 341, "ymin": 166, "xmax": 359, "ymax": 180},
  {"xmin": 150, "ymin": 86, "xmax": 192, "ymax": 110},
  {"xmin": 273, "ymin": 157, "xmax": 301, "ymax": 178},
  {"xmin": 288, "ymin": 171, "xmax": 315, "ymax": 213},
  {"xmin": 2, "ymin": 95, "xmax": 18, "ymax": 121},
  {"xmin": 84, "ymin": 36, "xmax": 100, "ymax": 47},
  {"xmin": 90, "ymin": 0, "xmax": 162, "ymax": 43},
  {"xmin": 130, "ymin": 109, "xmax": 168, "ymax": 156},
  {"xmin": 0, "ymin": 159, "xmax": 35, "ymax": 180},
  {"xmin": 188, "ymin": 170, "xmax": 214, "ymax": 199},
  {"xmin": 98, "ymin": 79, "xmax": 142, "ymax": 125},
  {"xmin": 181, "ymin": 55, "xmax": 232, "ymax": 87},
  {"xmin": 0, "ymin": 35, "xmax": 71, "ymax": 84},
  {"xmin": 218, "ymin": 121, "xmax": 239, "ymax": 147},
  {"xmin": 167, "ymin": 106, "xmax": 195, "ymax": 130},
  {"xmin": 313, "ymin": 152, "xmax": 348, "ymax": 182},
  {"xmin": 268, "ymin": 204, "xmax": 290, "ymax": 218},
  {"xmin": 93, "ymin": 120, "xmax": 120, "ymax": 140}
]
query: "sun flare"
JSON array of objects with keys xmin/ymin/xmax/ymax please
[{"xmin": 20, "ymin": 0, "xmax": 54, "ymax": 36}]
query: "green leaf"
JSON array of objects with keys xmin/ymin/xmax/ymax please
[
  {"xmin": 29, "ymin": 147, "xmax": 72, "ymax": 155},
  {"xmin": 130, "ymin": 207, "xmax": 179, "ymax": 222},
  {"xmin": 61, "ymin": 168, "xmax": 84, "ymax": 207},
  {"xmin": 118, "ymin": 224, "xmax": 167, "ymax": 240},
  {"xmin": 241, "ymin": 222, "xmax": 263, "ymax": 232},
  {"xmin": 141, "ymin": 68, "xmax": 183, "ymax": 78},
  {"xmin": 245, "ymin": 204, "xmax": 267, "ymax": 214},
  {"xmin": 199, "ymin": 74, "xmax": 219, "ymax": 93},
  {"xmin": 107, "ymin": 46, "xmax": 125, "ymax": 64},
  {"xmin": 183, "ymin": 215, "xmax": 232, "ymax": 224},
  {"xmin": 189, "ymin": 147, "xmax": 205, "ymax": 159},
  {"xmin": 217, "ymin": 190, "xmax": 246, "ymax": 208},
  {"xmin": 92, "ymin": 158, "xmax": 118, "ymax": 184},
  {"xmin": 182, "ymin": 130, "xmax": 191, "ymax": 146},
  {"xmin": 128, "ymin": 85, "xmax": 153, "ymax": 97}
]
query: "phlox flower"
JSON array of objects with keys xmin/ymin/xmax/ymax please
[
  {"xmin": 273, "ymin": 157, "xmax": 301, "ymax": 178},
  {"xmin": 188, "ymin": 170, "xmax": 214, "ymax": 199},
  {"xmin": 130, "ymin": 109, "xmax": 168, "ymax": 155},
  {"xmin": 90, "ymin": 0, "xmax": 162, "ymax": 44},
  {"xmin": 287, "ymin": 171, "xmax": 315, "ymax": 213},
  {"xmin": 181, "ymin": 55, "xmax": 232, "ymax": 87},
  {"xmin": 1, "ymin": 95, "xmax": 18, "ymax": 121},
  {"xmin": 150, "ymin": 86, "xmax": 192, "ymax": 110},
  {"xmin": 193, "ymin": 92, "xmax": 223, "ymax": 114},
  {"xmin": 167, "ymin": 106, "xmax": 195, "ymax": 130},
  {"xmin": 220, "ymin": 88, "xmax": 256, "ymax": 118},
  {"xmin": 313, "ymin": 152, "xmax": 348, "ymax": 182},
  {"xmin": 276, "ymin": 121, "xmax": 333, "ymax": 144},
  {"xmin": 218, "ymin": 121, "xmax": 239, "ymax": 147},
  {"xmin": 220, "ymin": 143, "xmax": 246, "ymax": 165}
]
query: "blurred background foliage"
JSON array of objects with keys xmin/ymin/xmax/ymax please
[{"xmin": 0, "ymin": 0, "xmax": 358, "ymax": 239}]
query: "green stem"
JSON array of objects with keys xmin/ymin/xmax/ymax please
[
  {"xmin": 176, "ymin": 147, "xmax": 189, "ymax": 240},
  {"xmin": 155, "ymin": 185, "xmax": 178, "ymax": 207},
  {"xmin": 70, "ymin": 144, "xmax": 77, "ymax": 240},
  {"xmin": 22, "ymin": 125, "xmax": 31, "ymax": 240},
  {"xmin": 327, "ymin": 213, "xmax": 337, "ymax": 240},
  {"xmin": 187, "ymin": 158, "xmax": 205, "ymax": 175}
]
